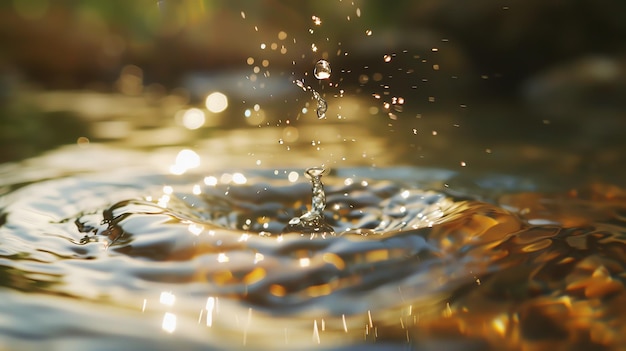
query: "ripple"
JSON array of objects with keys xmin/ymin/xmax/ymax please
[{"xmin": 1, "ymin": 167, "xmax": 626, "ymax": 349}]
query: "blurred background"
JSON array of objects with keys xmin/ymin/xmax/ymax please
[{"xmin": 1, "ymin": 0, "xmax": 625, "ymax": 183}]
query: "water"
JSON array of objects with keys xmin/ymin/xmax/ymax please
[
  {"xmin": 294, "ymin": 79, "xmax": 328, "ymax": 119},
  {"xmin": 283, "ymin": 167, "xmax": 334, "ymax": 236},
  {"xmin": 1, "ymin": 146, "xmax": 626, "ymax": 350},
  {"xmin": 314, "ymin": 60, "xmax": 332, "ymax": 80},
  {"xmin": 2, "ymin": 3, "xmax": 625, "ymax": 349}
]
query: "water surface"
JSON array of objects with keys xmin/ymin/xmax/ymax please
[{"xmin": 1, "ymin": 143, "xmax": 625, "ymax": 351}]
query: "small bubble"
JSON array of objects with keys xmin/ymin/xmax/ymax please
[
  {"xmin": 278, "ymin": 31, "xmax": 287, "ymax": 40},
  {"xmin": 460, "ymin": 161, "xmax": 467, "ymax": 167},
  {"xmin": 312, "ymin": 15, "xmax": 322, "ymax": 25},
  {"xmin": 314, "ymin": 59, "xmax": 331, "ymax": 80},
  {"xmin": 365, "ymin": 29, "xmax": 372, "ymax": 36},
  {"xmin": 384, "ymin": 54, "xmax": 392, "ymax": 63}
]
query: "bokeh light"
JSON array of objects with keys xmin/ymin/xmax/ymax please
[
  {"xmin": 169, "ymin": 149, "xmax": 200, "ymax": 175},
  {"xmin": 205, "ymin": 92, "xmax": 228, "ymax": 113},
  {"xmin": 182, "ymin": 108, "xmax": 205, "ymax": 130}
]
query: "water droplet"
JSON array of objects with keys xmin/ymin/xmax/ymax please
[
  {"xmin": 283, "ymin": 167, "xmax": 333, "ymax": 235},
  {"xmin": 312, "ymin": 90, "xmax": 327, "ymax": 119},
  {"xmin": 314, "ymin": 59, "xmax": 331, "ymax": 80},
  {"xmin": 293, "ymin": 80, "xmax": 327, "ymax": 119}
]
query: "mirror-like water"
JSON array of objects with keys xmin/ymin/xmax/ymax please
[{"xmin": 1, "ymin": 146, "xmax": 625, "ymax": 350}]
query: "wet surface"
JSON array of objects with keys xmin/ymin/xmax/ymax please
[{"xmin": 1, "ymin": 143, "xmax": 626, "ymax": 350}]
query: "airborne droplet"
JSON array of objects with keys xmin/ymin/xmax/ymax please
[
  {"xmin": 314, "ymin": 59, "xmax": 331, "ymax": 80},
  {"xmin": 293, "ymin": 79, "xmax": 327, "ymax": 119}
]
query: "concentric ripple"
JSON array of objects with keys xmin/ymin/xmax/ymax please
[{"xmin": 0, "ymin": 167, "xmax": 625, "ymax": 350}]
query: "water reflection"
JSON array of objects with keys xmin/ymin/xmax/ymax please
[
  {"xmin": 2, "ymin": 147, "xmax": 625, "ymax": 349},
  {"xmin": 1, "ymin": 1, "xmax": 626, "ymax": 350}
]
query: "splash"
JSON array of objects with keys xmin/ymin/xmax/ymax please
[
  {"xmin": 282, "ymin": 166, "xmax": 334, "ymax": 236},
  {"xmin": 294, "ymin": 79, "xmax": 328, "ymax": 119}
]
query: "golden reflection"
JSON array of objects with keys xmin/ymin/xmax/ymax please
[
  {"xmin": 364, "ymin": 249, "xmax": 389, "ymax": 263},
  {"xmin": 206, "ymin": 297, "xmax": 216, "ymax": 327},
  {"xmin": 299, "ymin": 257, "xmax": 311, "ymax": 267},
  {"xmin": 162, "ymin": 312, "xmax": 177, "ymax": 333},
  {"xmin": 305, "ymin": 283, "xmax": 332, "ymax": 297},
  {"xmin": 192, "ymin": 184, "xmax": 201, "ymax": 195},
  {"xmin": 187, "ymin": 223, "xmax": 204, "ymax": 236},
  {"xmin": 159, "ymin": 291, "xmax": 175, "ymax": 306},
  {"xmin": 254, "ymin": 252, "xmax": 264, "ymax": 264},
  {"xmin": 269, "ymin": 284, "xmax": 286, "ymax": 297},
  {"xmin": 157, "ymin": 194, "xmax": 170, "ymax": 208},
  {"xmin": 243, "ymin": 267, "xmax": 266, "ymax": 285},
  {"xmin": 491, "ymin": 314, "xmax": 508, "ymax": 337},
  {"xmin": 169, "ymin": 149, "xmax": 200, "ymax": 175},
  {"xmin": 204, "ymin": 176, "xmax": 218, "ymax": 186},
  {"xmin": 322, "ymin": 253, "xmax": 345, "ymax": 270},
  {"xmin": 313, "ymin": 319, "xmax": 320, "ymax": 344},
  {"xmin": 213, "ymin": 271, "xmax": 233, "ymax": 285},
  {"xmin": 520, "ymin": 238, "xmax": 552, "ymax": 253},
  {"xmin": 232, "ymin": 172, "xmax": 247, "ymax": 184}
]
